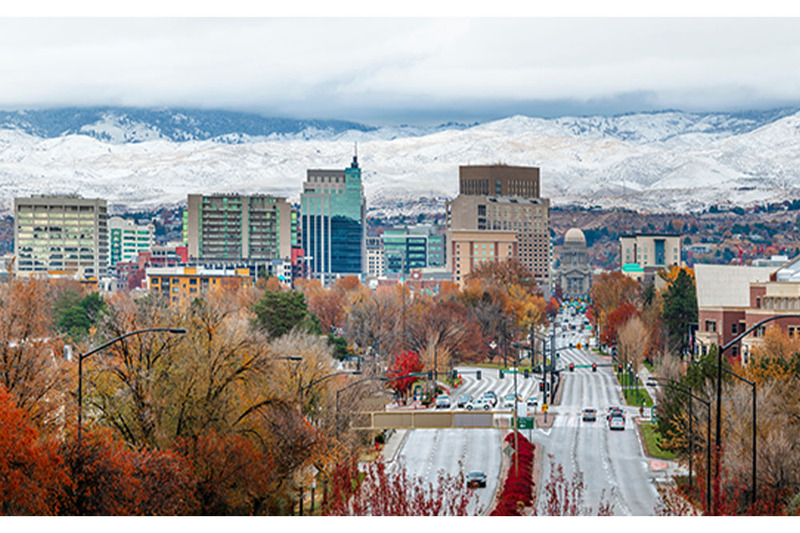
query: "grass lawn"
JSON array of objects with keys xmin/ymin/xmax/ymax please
[{"xmin": 640, "ymin": 422, "xmax": 677, "ymax": 460}]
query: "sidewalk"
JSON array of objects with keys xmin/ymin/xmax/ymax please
[{"xmin": 379, "ymin": 429, "xmax": 408, "ymax": 462}]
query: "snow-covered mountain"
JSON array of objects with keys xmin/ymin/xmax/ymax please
[{"xmin": 0, "ymin": 106, "xmax": 799, "ymax": 216}]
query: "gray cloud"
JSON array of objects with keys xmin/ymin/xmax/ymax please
[{"xmin": 1, "ymin": 18, "xmax": 800, "ymax": 123}]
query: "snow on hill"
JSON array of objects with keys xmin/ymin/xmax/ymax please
[{"xmin": 0, "ymin": 107, "xmax": 799, "ymax": 216}]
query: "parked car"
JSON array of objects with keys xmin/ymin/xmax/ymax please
[
  {"xmin": 582, "ymin": 408, "xmax": 597, "ymax": 422},
  {"xmin": 608, "ymin": 415, "xmax": 625, "ymax": 430},
  {"xmin": 456, "ymin": 394, "xmax": 472, "ymax": 408},
  {"xmin": 435, "ymin": 395, "xmax": 451, "ymax": 409},
  {"xmin": 466, "ymin": 397, "xmax": 493, "ymax": 411},
  {"xmin": 466, "ymin": 471, "xmax": 487, "ymax": 488},
  {"xmin": 526, "ymin": 395, "xmax": 538, "ymax": 408}
]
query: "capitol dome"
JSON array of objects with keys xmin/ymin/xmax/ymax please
[{"xmin": 564, "ymin": 227, "xmax": 586, "ymax": 247}]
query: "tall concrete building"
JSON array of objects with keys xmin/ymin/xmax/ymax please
[
  {"xmin": 446, "ymin": 229, "xmax": 518, "ymax": 287},
  {"xmin": 300, "ymin": 153, "xmax": 366, "ymax": 282},
  {"xmin": 108, "ymin": 216, "xmax": 155, "ymax": 267},
  {"xmin": 447, "ymin": 164, "xmax": 551, "ymax": 292},
  {"xmin": 620, "ymin": 233, "xmax": 682, "ymax": 282},
  {"xmin": 184, "ymin": 194, "xmax": 293, "ymax": 261},
  {"xmin": 14, "ymin": 195, "xmax": 108, "ymax": 277}
]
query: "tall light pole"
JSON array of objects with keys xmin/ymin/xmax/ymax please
[
  {"xmin": 649, "ymin": 377, "xmax": 711, "ymax": 513},
  {"xmin": 77, "ymin": 327, "xmax": 187, "ymax": 443},
  {"xmin": 713, "ymin": 314, "xmax": 799, "ymax": 509}
]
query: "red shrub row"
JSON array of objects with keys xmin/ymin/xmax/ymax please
[{"xmin": 490, "ymin": 432, "xmax": 535, "ymax": 516}]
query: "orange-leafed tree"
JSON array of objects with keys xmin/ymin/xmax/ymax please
[
  {"xmin": 590, "ymin": 272, "xmax": 641, "ymax": 344},
  {"xmin": 177, "ymin": 429, "xmax": 272, "ymax": 515},
  {"xmin": 0, "ymin": 278, "xmax": 68, "ymax": 432},
  {"xmin": 599, "ymin": 300, "xmax": 639, "ymax": 348},
  {"xmin": 0, "ymin": 385, "xmax": 69, "ymax": 515}
]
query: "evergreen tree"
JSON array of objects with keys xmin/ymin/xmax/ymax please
[
  {"xmin": 251, "ymin": 290, "xmax": 321, "ymax": 339},
  {"xmin": 662, "ymin": 269, "xmax": 698, "ymax": 355}
]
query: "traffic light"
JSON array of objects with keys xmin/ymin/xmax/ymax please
[
  {"xmin": 427, "ymin": 371, "xmax": 433, "ymax": 380},
  {"xmin": 476, "ymin": 370, "xmax": 482, "ymax": 380},
  {"xmin": 569, "ymin": 363, "xmax": 575, "ymax": 372},
  {"xmin": 524, "ymin": 369, "xmax": 530, "ymax": 379},
  {"xmin": 451, "ymin": 369, "xmax": 458, "ymax": 381},
  {"xmin": 499, "ymin": 369, "xmax": 504, "ymax": 379},
  {"xmin": 592, "ymin": 363, "xmax": 597, "ymax": 372},
  {"xmin": 618, "ymin": 364, "xmax": 623, "ymax": 373},
  {"xmin": 539, "ymin": 381, "xmax": 544, "ymax": 391}
]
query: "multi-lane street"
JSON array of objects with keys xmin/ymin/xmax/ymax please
[{"xmin": 393, "ymin": 309, "xmax": 663, "ymax": 515}]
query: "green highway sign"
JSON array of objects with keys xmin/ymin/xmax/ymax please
[{"xmin": 516, "ymin": 417, "xmax": 534, "ymax": 430}]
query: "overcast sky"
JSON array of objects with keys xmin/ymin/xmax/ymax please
[{"xmin": 2, "ymin": 10, "xmax": 800, "ymax": 125}]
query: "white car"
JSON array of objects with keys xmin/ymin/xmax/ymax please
[
  {"xmin": 466, "ymin": 397, "xmax": 493, "ymax": 411},
  {"xmin": 502, "ymin": 393, "xmax": 519, "ymax": 409},
  {"xmin": 435, "ymin": 395, "xmax": 451, "ymax": 409},
  {"xmin": 608, "ymin": 415, "xmax": 625, "ymax": 430}
]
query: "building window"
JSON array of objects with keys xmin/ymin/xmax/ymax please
[
  {"xmin": 705, "ymin": 320, "xmax": 716, "ymax": 333},
  {"xmin": 732, "ymin": 323, "xmax": 738, "ymax": 335}
]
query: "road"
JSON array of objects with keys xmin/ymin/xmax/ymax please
[{"xmin": 392, "ymin": 310, "xmax": 662, "ymax": 515}]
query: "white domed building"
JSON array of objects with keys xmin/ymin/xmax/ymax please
[{"xmin": 557, "ymin": 227, "xmax": 592, "ymax": 299}]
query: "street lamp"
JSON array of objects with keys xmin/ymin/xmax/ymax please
[
  {"xmin": 648, "ymin": 377, "xmax": 712, "ymax": 513},
  {"xmin": 691, "ymin": 359, "xmax": 757, "ymax": 507},
  {"xmin": 77, "ymin": 327, "xmax": 187, "ymax": 443},
  {"xmin": 713, "ymin": 314, "xmax": 800, "ymax": 507}
]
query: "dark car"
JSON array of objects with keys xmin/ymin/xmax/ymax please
[
  {"xmin": 466, "ymin": 471, "xmax": 487, "ymax": 488},
  {"xmin": 582, "ymin": 408, "xmax": 597, "ymax": 422},
  {"xmin": 457, "ymin": 394, "xmax": 473, "ymax": 408}
]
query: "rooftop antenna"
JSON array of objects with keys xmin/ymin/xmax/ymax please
[{"xmin": 351, "ymin": 142, "xmax": 359, "ymax": 169}]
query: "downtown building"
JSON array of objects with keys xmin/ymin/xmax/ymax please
[
  {"xmin": 108, "ymin": 216, "xmax": 155, "ymax": 267},
  {"xmin": 446, "ymin": 165, "xmax": 551, "ymax": 293},
  {"xmin": 14, "ymin": 194, "xmax": 109, "ymax": 278},
  {"xmin": 300, "ymin": 154, "xmax": 366, "ymax": 283}
]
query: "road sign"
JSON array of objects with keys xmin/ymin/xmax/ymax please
[
  {"xmin": 517, "ymin": 417, "xmax": 534, "ymax": 430},
  {"xmin": 542, "ymin": 404, "xmax": 548, "ymax": 413}
]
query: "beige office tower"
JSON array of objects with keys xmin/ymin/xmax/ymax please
[
  {"xmin": 185, "ymin": 194, "xmax": 292, "ymax": 260},
  {"xmin": 14, "ymin": 195, "xmax": 109, "ymax": 277},
  {"xmin": 447, "ymin": 165, "xmax": 551, "ymax": 292}
]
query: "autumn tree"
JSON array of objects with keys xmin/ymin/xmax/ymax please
[
  {"xmin": 599, "ymin": 300, "xmax": 639, "ymax": 348},
  {"xmin": 0, "ymin": 385, "xmax": 69, "ymax": 515},
  {"xmin": 616, "ymin": 315, "xmax": 649, "ymax": 372},
  {"xmin": 0, "ymin": 278, "xmax": 68, "ymax": 432},
  {"xmin": 345, "ymin": 285, "xmax": 401, "ymax": 359},
  {"xmin": 323, "ymin": 457, "xmax": 479, "ymax": 516},
  {"xmin": 590, "ymin": 272, "xmax": 641, "ymax": 343},
  {"xmin": 387, "ymin": 350, "xmax": 424, "ymax": 400}
]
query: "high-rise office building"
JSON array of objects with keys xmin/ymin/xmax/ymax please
[
  {"xmin": 14, "ymin": 195, "xmax": 108, "ymax": 277},
  {"xmin": 447, "ymin": 164, "xmax": 551, "ymax": 292},
  {"xmin": 108, "ymin": 216, "xmax": 155, "ymax": 267},
  {"xmin": 382, "ymin": 224, "xmax": 446, "ymax": 275},
  {"xmin": 184, "ymin": 194, "xmax": 293, "ymax": 261},
  {"xmin": 300, "ymin": 153, "xmax": 366, "ymax": 281}
]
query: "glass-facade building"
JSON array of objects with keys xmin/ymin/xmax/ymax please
[
  {"xmin": 382, "ymin": 224, "xmax": 445, "ymax": 275},
  {"xmin": 300, "ymin": 155, "xmax": 366, "ymax": 281},
  {"xmin": 108, "ymin": 216, "xmax": 155, "ymax": 266}
]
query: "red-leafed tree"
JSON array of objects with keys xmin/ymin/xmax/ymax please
[
  {"xmin": 0, "ymin": 386, "xmax": 69, "ymax": 515},
  {"xmin": 546, "ymin": 296, "xmax": 560, "ymax": 318},
  {"xmin": 387, "ymin": 350, "xmax": 424, "ymax": 400},
  {"xmin": 322, "ymin": 457, "xmax": 478, "ymax": 516},
  {"xmin": 599, "ymin": 300, "xmax": 639, "ymax": 348},
  {"xmin": 129, "ymin": 449, "xmax": 198, "ymax": 515}
]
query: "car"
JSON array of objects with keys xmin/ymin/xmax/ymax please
[
  {"xmin": 466, "ymin": 471, "xmax": 487, "ymax": 488},
  {"xmin": 502, "ymin": 393, "xmax": 519, "ymax": 409},
  {"xmin": 582, "ymin": 408, "xmax": 597, "ymax": 422},
  {"xmin": 456, "ymin": 394, "xmax": 472, "ymax": 408},
  {"xmin": 526, "ymin": 396, "xmax": 538, "ymax": 408},
  {"xmin": 606, "ymin": 406, "xmax": 624, "ymax": 420},
  {"xmin": 482, "ymin": 391, "xmax": 498, "ymax": 407},
  {"xmin": 466, "ymin": 397, "xmax": 493, "ymax": 411},
  {"xmin": 435, "ymin": 395, "xmax": 451, "ymax": 409},
  {"xmin": 608, "ymin": 415, "xmax": 625, "ymax": 430}
]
